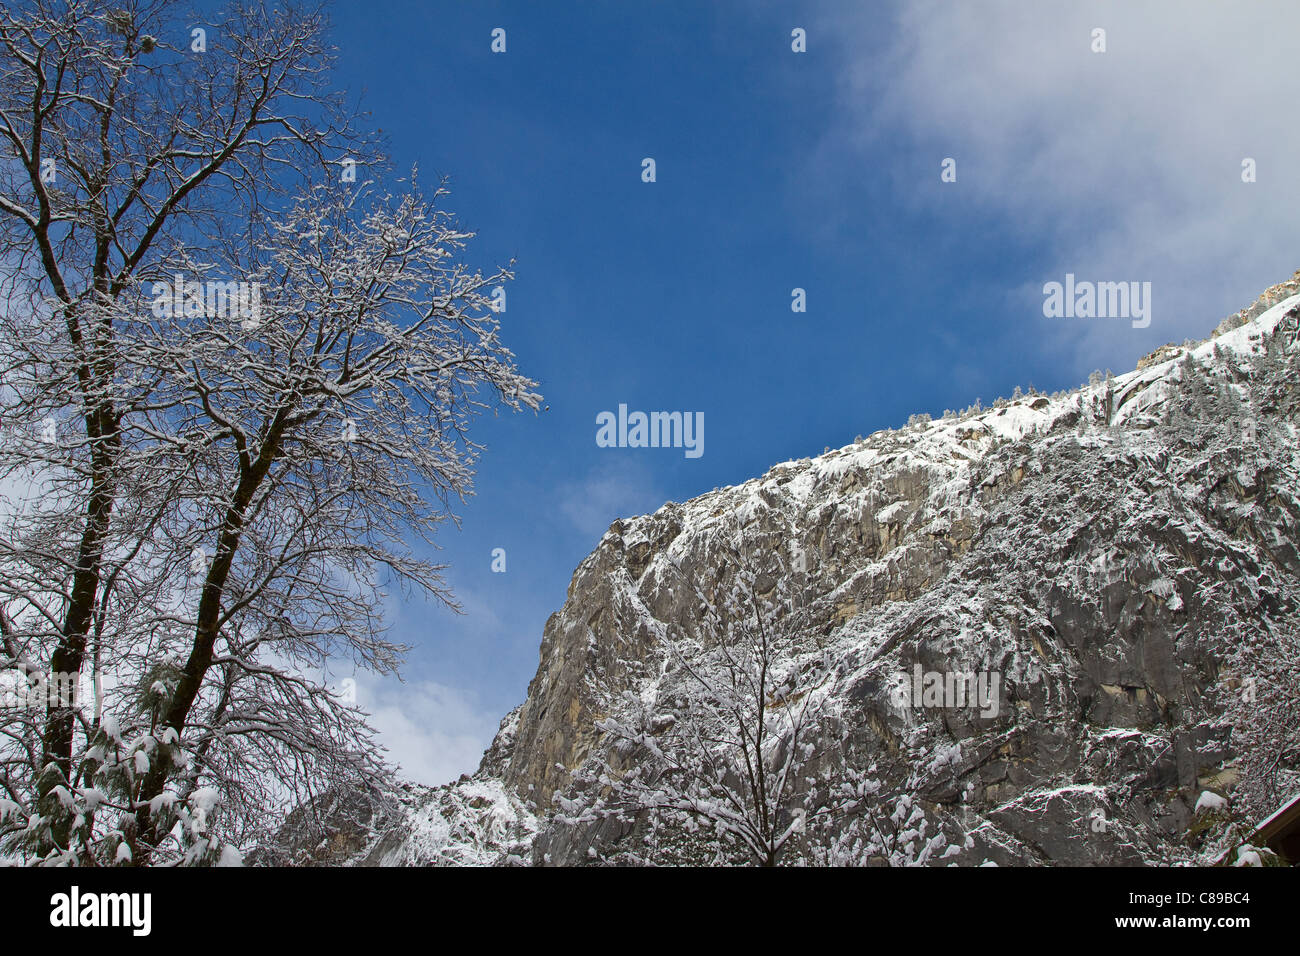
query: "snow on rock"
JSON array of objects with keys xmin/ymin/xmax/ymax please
[
  {"xmin": 334, "ymin": 283, "xmax": 1300, "ymax": 866},
  {"xmin": 1194, "ymin": 791, "xmax": 1228, "ymax": 814},
  {"xmin": 1233, "ymin": 846, "xmax": 1263, "ymax": 867},
  {"xmin": 353, "ymin": 777, "xmax": 538, "ymax": 867}
]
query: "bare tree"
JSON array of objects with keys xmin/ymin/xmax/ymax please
[
  {"xmin": 0, "ymin": 2, "xmax": 538, "ymax": 865},
  {"xmin": 576, "ymin": 537, "xmax": 859, "ymax": 866},
  {"xmin": 0, "ymin": 0, "xmax": 371, "ymax": 791},
  {"xmin": 119, "ymin": 180, "xmax": 538, "ymax": 863},
  {"xmin": 1218, "ymin": 624, "xmax": 1300, "ymax": 820}
]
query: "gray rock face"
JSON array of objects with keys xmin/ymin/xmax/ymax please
[{"xmin": 351, "ymin": 287, "xmax": 1300, "ymax": 866}]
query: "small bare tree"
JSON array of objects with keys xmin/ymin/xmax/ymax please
[
  {"xmin": 578, "ymin": 534, "xmax": 859, "ymax": 866},
  {"xmin": 1218, "ymin": 625, "xmax": 1300, "ymax": 820}
]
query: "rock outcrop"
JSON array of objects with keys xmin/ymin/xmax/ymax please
[{"xmin": 334, "ymin": 281, "xmax": 1300, "ymax": 866}]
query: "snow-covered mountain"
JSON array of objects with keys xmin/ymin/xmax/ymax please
[{"xmin": 272, "ymin": 273, "xmax": 1300, "ymax": 866}]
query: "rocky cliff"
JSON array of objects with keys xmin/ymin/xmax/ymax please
[{"xmin": 336, "ymin": 275, "xmax": 1300, "ymax": 866}]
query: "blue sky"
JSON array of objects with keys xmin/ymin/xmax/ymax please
[{"xmin": 322, "ymin": 0, "xmax": 1300, "ymax": 783}]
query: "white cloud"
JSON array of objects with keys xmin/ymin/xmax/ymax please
[
  {"xmin": 355, "ymin": 673, "xmax": 502, "ymax": 787},
  {"xmin": 559, "ymin": 459, "xmax": 667, "ymax": 540},
  {"xmin": 818, "ymin": 0, "xmax": 1300, "ymax": 359}
]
